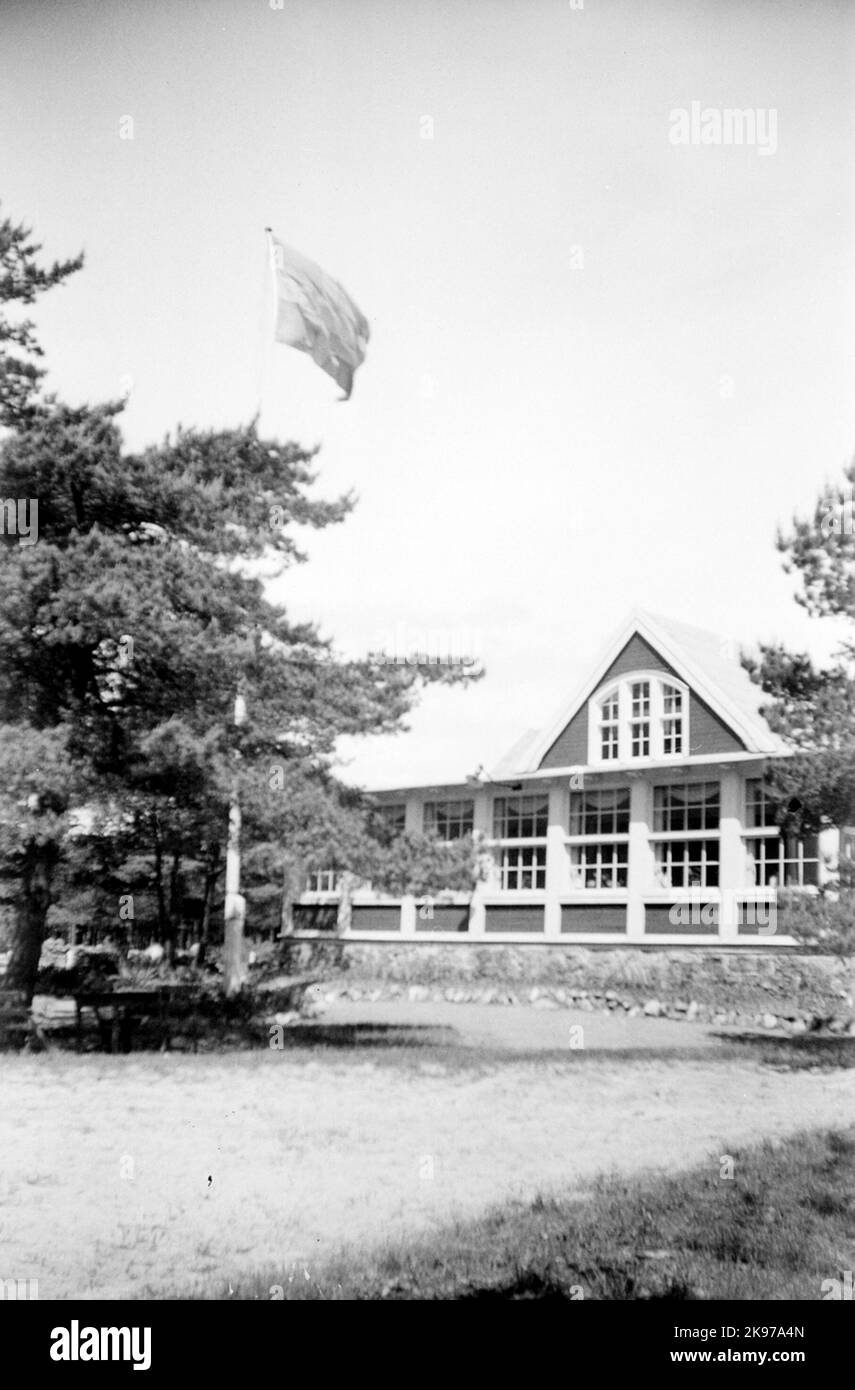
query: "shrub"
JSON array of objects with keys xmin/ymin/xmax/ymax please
[{"xmin": 777, "ymin": 891, "xmax": 855, "ymax": 955}]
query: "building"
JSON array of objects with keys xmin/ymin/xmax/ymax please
[{"xmin": 295, "ymin": 610, "xmax": 836, "ymax": 946}]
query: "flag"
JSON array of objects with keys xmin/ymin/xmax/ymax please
[{"xmin": 267, "ymin": 231, "xmax": 370, "ymax": 399}]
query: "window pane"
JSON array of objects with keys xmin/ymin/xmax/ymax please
[
  {"xmin": 654, "ymin": 782, "xmax": 719, "ymax": 832},
  {"xmin": 569, "ymin": 788, "xmax": 630, "ymax": 836},
  {"xmin": 499, "ymin": 844, "xmax": 547, "ymax": 889},
  {"xmin": 424, "ymin": 799, "xmax": 474, "ymax": 840},
  {"xmin": 655, "ymin": 839, "xmax": 719, "ymax": 888},
  {"xmin": 570, "ymin": 841, "xmax": 629, "ymax": 889},
  {"xmin": 494, "ymin": 795, "xmax": 548, "ymax": 839}
]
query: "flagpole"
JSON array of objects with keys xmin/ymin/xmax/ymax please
[{"xmin": 255, "ymin": 227, "xmax": 276, "ymax": 420}]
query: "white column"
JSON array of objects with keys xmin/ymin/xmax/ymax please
[
  {"xmin": 469, "ymin": 787, "xmax": 491, "ymax": 936},
  {"xmin": 545, "ymin": 782, "xmax": 567, "ymax": 938},
  {"xmin": 626, "ymin": 776, "xmax": 651, "ymax": 939},
  {"xmin": 400, "ymin": 895, "xmax": 417, "ymax": 937},
  {"xmin": 718, "ymin": 769, "xmax": 743, "ymax": 938}
]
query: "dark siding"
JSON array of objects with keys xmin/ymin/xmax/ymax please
[
  {"xmin": 484, "ymin": 905, "xmax": 544, "ymax": 933},
  {"xmin": 560, "ymin": 904, "xmax": 626, "ymax": 933},
  {"xmin": 416, "ymin": 905, "xmax": 470, "ymax": 933},
  {"xmin": 351, "ymin": 905, "xmax": 402, "ymax": 933},
  {"xmin": 644, "ymin": 904, "xmax": 716, "ymax": 935},
  {"xmin": 690, "ymin": 699, "xmax": 744, "ymax": 755},
  {"xmin": 737, "ymin": 902, "xmax": 778, "ymax": 936},
  {"xmin": 539, "ymin": 633, "xmax": 746, "ymax": 767},
  {"xmin": 293, "ymin": 904, "xmax": 339, "ymax": 932},
  {"xmin": 541, "ymin": 705, "xmax": 588, "ymax": 767}
]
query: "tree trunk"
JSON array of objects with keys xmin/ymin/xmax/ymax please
[
  {"xmin": 196, "ymin": 843, "xmax": 220, "ymax": 967},
  {"xmin": 223, "ymin": 798, "xmax": 247, "ymax": 997},
  {"xmin": 152, "ymin": 819, "xmax": 167, "ymax": 944},
  {"xmin": 336, "ymin": 871, "xmax": 356, "ymax": 937},
  {"xmin": 279, "ymin": 854, "xmax": 304, "ymax": 938},
  {"xmin": 3, "ymin": 844, "xmax": 57, "ymax": 1004},
  {"xmin": 165, "ymin": 847, "xmax": 181, "ymax": 963}
]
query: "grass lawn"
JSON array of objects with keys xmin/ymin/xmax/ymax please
[
  {"xmin": 3, "ymin": 1013, "xmax": 854, "ymax": 1300},
  {"xmin": 208, "ymin": 1127, "xmax": 855, "ymax": 1301}
]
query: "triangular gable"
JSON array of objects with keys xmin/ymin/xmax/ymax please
[{"xmin": 505, "ymin": 610, "xmax": 784, "ymax": 775}]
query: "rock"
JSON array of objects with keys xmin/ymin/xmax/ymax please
[
  {"xmin": 686, "ymin": 1001, "xmax": 699, "ymax": 1021},
  {"xmin": 643, "ymin": 1000, "xmax": 662, "ymax": 1017},
  {"xmin": 761, "ymin": 1013, "xmax": 778, "ymax": 1030},
  {"xmin": 533, "ymin": 996, "xmax": 559, "ymax": 1009},
  {"xmin": 407, "ymin": 985, "xmax": 430, "ymax": 1002},
  {"xmin": 789, "ymin": 1018, "xmax": 808, "ymax": 1034}
]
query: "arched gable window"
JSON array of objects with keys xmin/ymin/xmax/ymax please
[{"xmin": 588, "ymin": 673, "xmax": 689, "ymax": 764}]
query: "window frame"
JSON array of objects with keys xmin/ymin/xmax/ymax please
[
  {"xmin": 423, "ymin": 797, "xmax": 475, "ymax": 841},
  {"xmin": 569, "ymin": 840, "xmax": 629, "ymax": 890},
  {"xmin": 652, "ymin": 781, "xmax": 721, "ymax": 835},
  {"xmin": 497, "ymin": 844, "xmax": 547, "ymax": 891},
  {"xmin": 492, "ymin": 793, "xmax": 550, "ymax": 841},
  {"xmin": 743, "ymin": 778, "xmax": 820, "ymax": 888},
  {"xmin": 569, "ymin": 786, "xmax": 631, "ymax": 838},
  {"xmin": 653, "ymin": 837, "xmax": 720, "ymax": 889},
  {"xmin": 587, "ymin": 673, "xmax": 690, "ymax": 764}
]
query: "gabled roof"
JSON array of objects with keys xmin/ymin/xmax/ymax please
[{"xmin": 492, "ymin": 609, "xmax": 787, "ymax": 776}]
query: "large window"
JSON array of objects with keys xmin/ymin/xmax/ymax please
[
  {"xmin": 744, "ymin": 779, "xmax": 819, "ymax": 887},
  {"xmin": 499, "ymin": 845, "xmax": 547, "ymax": 890},
  {"xmin": 746, "ymin": 835, "xmax": 819, "ymax": 888},
  {"xmin": 493, "ymin": 794, "xmax": 548, "ymax": 892},
  {"xmin": 745, "ymin": 779, "xmax": 781, "ymax": 829},
  {"xmin": 589, "ymin": 674, "xmax": 690, "ymax": 763},
  {"xmin": 630, "ymin": 681, "xmax": 650, "ymax": 757},
  {"xmin": 662, "ymin": 684, "xmax": 683, "ymax": 755},
  {"xmin": 568, "ymin": 787, "xmax": 630, "ymax": 891},
  {"xmin": 424, "ymin": 798, "xmax": 474, "ymax": 840},
  {"xmin": 570, "ymin": 842, "xmax": 628, "ymax": 889},
  {"xmin": 493, "ymin": 794, "xmax": 549, "ymax": 839},
  {"xmin": 654, "ymin": 839, "xmax": 719, "ymax": 888},
  {"xmin": 653, "ymin": 782, "xmax": 720, "ymax": 832},
  {"xmin": 600, "ymin": 690, "xmax": 620, "ymax": 761},
  {"xmin": 569, "ymin": 787, "xmax": 630, "ymax": 836}
]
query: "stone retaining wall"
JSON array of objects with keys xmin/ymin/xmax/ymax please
[{"xmin": 284, "ymin": 940, "xmax": 855, "ymax": 1029}]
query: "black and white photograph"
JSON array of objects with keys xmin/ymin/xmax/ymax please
[{"xmin": 0, "ymin": 0, "xmax": 854, "ymax": 1354}]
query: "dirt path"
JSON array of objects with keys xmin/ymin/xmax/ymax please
[
  {"xmin": 319, "ymin": 997, "xmax": 728, "ymax": 1051},
  {"xmin": 1, "ymin": 1021, "xmax": 852, "ymax": 1299}
]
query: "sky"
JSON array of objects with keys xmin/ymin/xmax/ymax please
[{"xmin": 2, "ymin": 0, "xmax": 854, "ymax": 788}]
